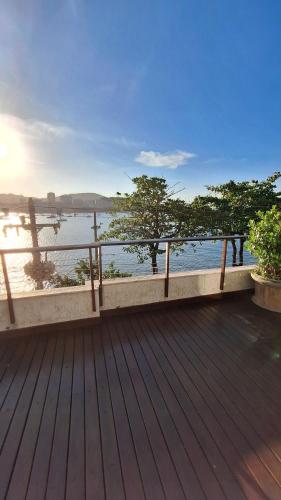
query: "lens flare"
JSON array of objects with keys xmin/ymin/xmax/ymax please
[{"xmin": 0, "ymin": 120, "xmax": 27, "ymax": 179}]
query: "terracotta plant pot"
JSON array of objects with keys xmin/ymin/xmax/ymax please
[{"xmin": 251, "ymin": 273, "xmax": 281, "ymax": 313}]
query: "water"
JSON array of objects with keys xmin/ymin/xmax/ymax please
[{"xmin": 0, "ymin": 212, "xmax": 256, "ymax": 293}]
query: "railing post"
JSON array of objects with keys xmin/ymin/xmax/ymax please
[
  {"xmin": 88, "ymin": 248, "xmax": 96, "ymax": 312},
  {"xmin": 1, "ymin": 253, "xmax": 15, "ymax": 324},
  {"xmin": 220, "ymin": 239, "xmax": 228, "ymax": 291},
  {"xmin": 164, "ymin": 241, "xmax": 170, "ymax": 297},
  {"xmin": 98, "ymin": 246, "xmax": 103, "ymax": 306},
  {"xmin": 239, "ymin": 236, "xmax": 245, "ymax": 266}
]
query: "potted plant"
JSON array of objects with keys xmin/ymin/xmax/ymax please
[{"xmin": 246, "ymin": 206, "xmax": 281, "ymax": 312}]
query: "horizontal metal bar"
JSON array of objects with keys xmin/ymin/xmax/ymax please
[
  {"xmin": 0, "ymin": 235, "xmax": 247, "ymax": 255},
  {"xmin": 0, "ymin": 242, "xmax": 100, "ymax": 255},
  {"xmin": 99, "ymin": 235, "xmax": 247, "ymax": 246}
]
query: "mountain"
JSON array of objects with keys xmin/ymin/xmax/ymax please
[{"xmin": 0, "ymin": 192, "xmax": 117, "ymax": 212}]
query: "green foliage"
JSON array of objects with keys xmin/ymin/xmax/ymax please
[
  {"xmin": 50, "ymin": 259, "xmax": 132, "ymax": 288},
  {"xmin": 246, "ymin": 206, "xmax": 281, "ymax": 281},
  {"xmin": 191, "ymin": 172, "xmax": 281, "ymax": 235},
  {"xmin": 49, "ymin": 274, "xmax": 80, "ymax": 287},
  {"xmin": 100, "ymin": 175, "xmax": 194, "ymax": 273},
  {"xmin": 74, "ymin": 258, "xmax": 95, "ymax": 283},
  {"xmin": 24, "ymin": 260, "xmax": 56, "ymax": 282},
  {"xmin": 102, "ymin": 261, "xmax": 132, "ymax": 279},
  {"xmin": 190, "ymin": 172, "xmax": 281, "ymax": 266}
]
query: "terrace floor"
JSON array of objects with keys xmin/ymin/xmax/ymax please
[{"xmin": 0, "ymin": 293, "xmax": 281, "ymax": 500}]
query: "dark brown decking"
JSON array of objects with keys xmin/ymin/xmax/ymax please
[{"xmin": 0, "ymin": 294, "xmax": 281, "ymax": 500}]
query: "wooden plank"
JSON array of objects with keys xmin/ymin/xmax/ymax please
[
  {"xmin": 144, "ymin": 311, "xmax": 270, "ymax": 499},
  {"xmin": 220, "ymin": 296, "xmax": 281, "ymax": 347},
  {"xmin": 199, "ymin": 303, "xmax": 281, "ymax": 391},
  {"xmin": 0, "ymin": 337, "xmax": 38, "ymax": 450},
  {"xmin": 102, "ymin": 323, "xmax": 145, "ymax": 500},
  {"xmin": 0, "ymin": 336, "xmax": 48, "ymax": 499},
  {"xmin": 5, "ymin": 336, "xmax": 56, "ymax": 500},
  {"xmin": 162, "ymin": 308, "xmax": 281, "ymax": 497},
  {"xmin": 108, "ymin": 320, "xmax": 165, "ymax": 500},
  {"xmin": 203, "ymin": 296, "xmax": 281, "ymax": 362},
  {"xmin": 0, "ymin": 343, "xmax": 15, "ymax": 380},
  {"xmin": 0, "ymin": 341, "xmax": 9, "ymax": 361},
  {"xmin": 1, "ymin": 296, "xmax": 281, "ymax": 500},
  {"xmin": 84, "ymin": 331, "xmax": 105, "ymax": 500},
  {"xmin": 180, "ymin": 307, "xmax": 281, "ymax": 463},
  {"xmin": 94, "ymin": 328, "xmax": 125, "ymax": 500},
  {"xmin": 117, "ymin": 319, "xmax": 186, "ymax": 500},
  {"xmin": 129, "ymin": 315, "xmax": 226, "ymax": 500},
  {"xmin": 203, "ymin": 304, "xmax": 281, "ymax": 397},
  {"xmin": 45, "ymin": 334, "xmax": 74, "ymax": 500},
  {"xmin": 0, "ymin": 340, "xmax": 27, "ymax": 404},
  {"xmin": 65, "ymin": 333, "xmax": 85, "ymax": 500},
  {"xmin": 25, "ymin": 334, "xmax": 65, "ymax": 500}
]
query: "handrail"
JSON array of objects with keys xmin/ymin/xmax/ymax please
[
  {"xmin": 0, "ymin": 234, "xmax": 246, "ymax": 255},
  {"xmin": 0, "ymin": 234, "xmax": 247, "ymax": 325}
]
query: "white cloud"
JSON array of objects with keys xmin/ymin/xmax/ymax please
[
  {"xmin": 135, "ymin": 150, "xmax": 196, "ymax": 169},
  {"xmin": 27, "ymin": 121, "xmax": 74, "ymax": 139},
  {"xmin": 111, "ymin": 135, "xmax": 145, "ymax": 149},
  {"xmin": 0, "ymin": 114, "xmax": 74, "ymax": 141},
  {"xmin": 0, "ymin": 113, "xmax": 143, "ymax": 149}
]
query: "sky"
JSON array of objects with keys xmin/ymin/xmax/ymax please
[{"xmin": 1, "ymin": 0, "xmax": 281, "ymax": 200}]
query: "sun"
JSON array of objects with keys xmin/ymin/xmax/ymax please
[
  {"xmin": 0, "ymin": 143, "xmax": 8, "ymax": 160},
  {"xmin": 0, "ymin": 121, "xmax": 27, "ymax": 179}
]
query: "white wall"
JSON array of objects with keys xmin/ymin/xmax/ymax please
[
  {"xmin": 0, "ymin": 285, "xmax": 99, "ymax": 332},
  {"xmin": 101, "ymin": 265, "xmax": 254, "ymax": 310},
  {"xmin": 0, "ymin": 265, "xmax": 254, "ymax": 333}
]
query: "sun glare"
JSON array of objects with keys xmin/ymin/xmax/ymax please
[
  {"xmin": 0, "ymin": 143, "xmax": 8, "ymax": 159},
  {"xmin": 0, "ymin": 121, "xmax": 27, "ymax": 179}
]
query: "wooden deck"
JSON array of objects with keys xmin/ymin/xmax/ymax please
[{"xmin": 0, "ymin": 293, "xmax": 281, "ymax": 500}]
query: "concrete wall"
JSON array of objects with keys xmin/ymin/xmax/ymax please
[
  {"xmin": 0, "ymin": 285, "xmax": 100, "ymax": 332},
  {"xmin": 0, "ymin": 265, "xmax": 254, "ymax": 333},
  {"xmin": 101, "ymin": 265, "xmax": 254, "ymax": 310}
]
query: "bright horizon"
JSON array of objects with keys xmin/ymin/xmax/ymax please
[{"xmin": 1, "ymin": 1, "xmax": 281, "ymax": 199}]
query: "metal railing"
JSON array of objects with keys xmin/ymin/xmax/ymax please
[{"xmin": 0, "ymin": 235, "xmax": 247, "ymax": 325}]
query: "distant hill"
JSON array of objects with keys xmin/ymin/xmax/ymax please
[
  {"xmin": 0, "ymin": 192, "xmax": 119, "ymax": 213},
  {"xmin": 55, "ymin": 193, "xmax": 115, "ymax": 209},
  {"xmin": 58, "ymin": 192, "xmax": 106, "ymax": 201}
]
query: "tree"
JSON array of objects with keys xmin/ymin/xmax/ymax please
[
  {"xmin": 100, "ymin": 175, "xmax": 193, "ymax": 273},
  {"xmin": 190, "ymin": 172, "xmax": 281, "ymax": 265}
]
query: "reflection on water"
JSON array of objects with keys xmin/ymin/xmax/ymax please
[{"xmin": 0, "ymin": 212, "xmax": 256, "ymax": 293}]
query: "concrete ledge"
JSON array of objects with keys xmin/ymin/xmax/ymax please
[
  {"xmin": 0, "ymin": 285, "xmax": 100, "ymax": 332},
  {"xmin": 0, "ymin": 265, "xmax": 255, "ymax": 333},
  {"xmin": 100, "ymin": 265, "xmax": 254, "ymax": 310}
]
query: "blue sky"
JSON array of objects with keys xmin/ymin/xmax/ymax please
[{"xmin": 1, "ymin": 0, "xmax": 281, "ymax": 199}]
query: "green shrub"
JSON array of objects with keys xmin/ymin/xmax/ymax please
[
  {"xmin": 51, "ymin": 260, "xmax": 132, "ymax": 288},
  {"xmin": 246, "ymin": 206, "xmax": 281, "ymax": 281}
]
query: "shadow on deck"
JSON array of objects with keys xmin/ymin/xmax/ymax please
[{"xmin": 0, "ymin": 293, "xmax": 281, "ymax": 500}]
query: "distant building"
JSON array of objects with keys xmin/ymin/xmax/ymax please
[
  {"xmin": 47, "ymin": 192, "xmax": 56, "ymax": 214},
  {"xmin": 47, "ymin": 192, "xmax": 56, "ymax": 205}
]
